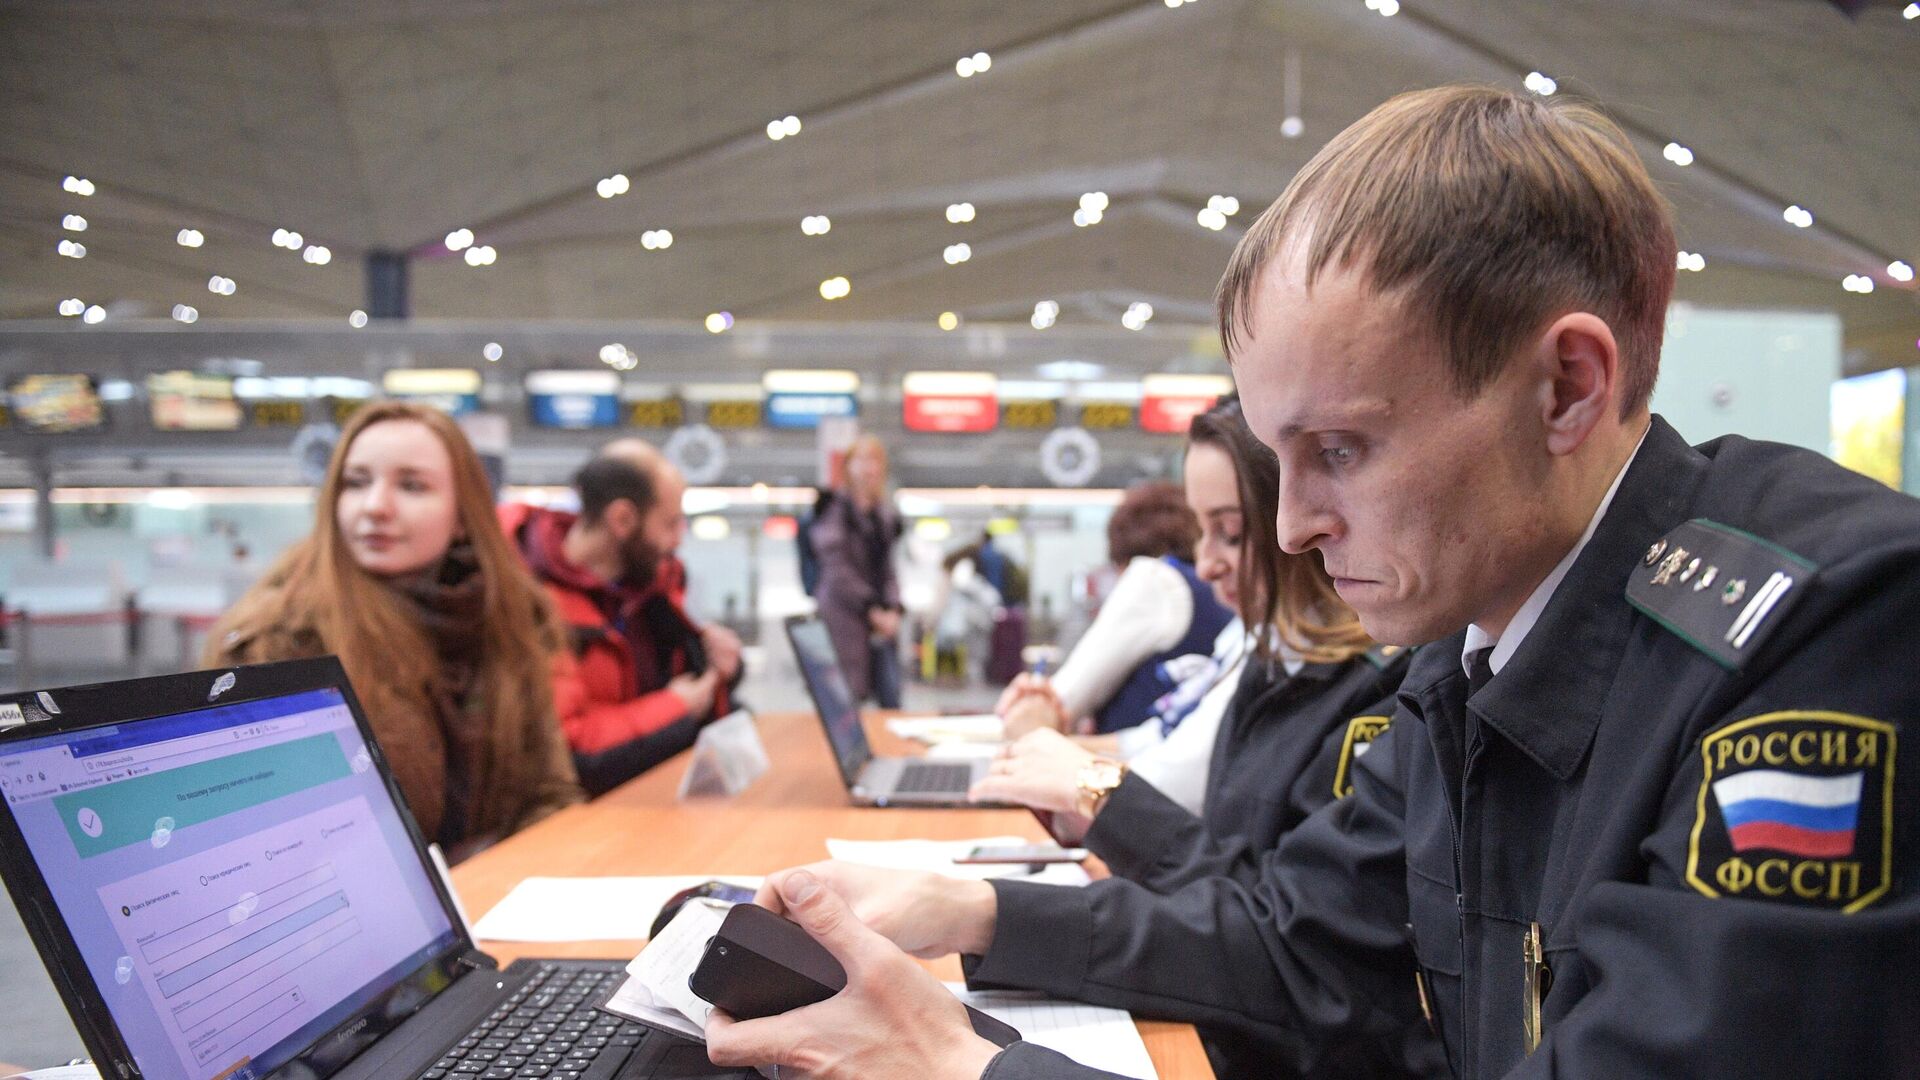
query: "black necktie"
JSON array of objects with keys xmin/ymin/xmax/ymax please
[{"xmin": 1466, "ymin": 649, "xmax": 1495, "ymax": 702}]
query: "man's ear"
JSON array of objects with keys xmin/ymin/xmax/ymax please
[
  {"xmin": 601, "ymin": 498, "xmax": 640, "ymax": 539},
  {"xmin": 1536, "ymin": 312, "xmax": 1619, "ymax": 457}
]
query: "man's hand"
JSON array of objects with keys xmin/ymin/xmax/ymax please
[
  {"xmin": 666, "ymin": 668, "xmax": 720, "ymax": 719},
  {"xmin": 868, "ymin": 607, "xmax": 903, "ymax": 639},
  {"xmin": 700, "ymin": 623, "xmax": 744, "ymax": 682},
  {"xmin": 704, "ymin": 871, "xmax": 1002, "ymax": 1080},
  {"xmin": 969, "ymin": 728, "xmax": 1100, "ymax": 818},
  {"xmin": 752, "ymin": 861, "xmax": 997, "ymax": 959}
]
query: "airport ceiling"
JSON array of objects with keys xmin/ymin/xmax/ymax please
[{"xmin": 1, "ymin": 0, "xmax": 1916, "ymax": 372}]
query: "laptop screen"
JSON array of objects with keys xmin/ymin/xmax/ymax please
[
  {"xmin": 0, "ymin": 686, "xmax": 459, "ymax": 1080},
  {"xmin": 786, "ymin": 617, "xmax": 872, "ymax": 784}
]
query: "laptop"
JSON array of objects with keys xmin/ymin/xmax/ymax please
[
  {"xmin": 783, "ymin": 614, "xmax": 992, "ymax": 807},
  {"xmin": 0, "ymin": 658, "xmax": 750, "ymax": 1080}
]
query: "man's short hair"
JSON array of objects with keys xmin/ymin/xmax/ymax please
[
  {"xmin": 1217, "ymin": 84, "xmax": 1677, "ymax": 416},
  {"xmin": 1107, "ymin": 481, "xmax": 1201, "ymax": 566},
  {"xmin": 574, "ymin": 455, "xmax": 656, "ymax": 525}
]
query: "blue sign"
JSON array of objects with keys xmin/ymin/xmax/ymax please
[
  {"xmin": 529, "ymin": 392, "xmax": 619, "ymax": 429},
  {"xmin": 765, "ymin": 392, "xmax": 857, "ymax": 430}
]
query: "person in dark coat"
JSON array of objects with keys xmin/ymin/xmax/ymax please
[
  {"xmin": 974, "ymin": 398, "xmax": 1434, "ymax": 1078},
  {"xmin": 702, "ymin": 85, "xmax": 1920, "ymax": 1080},
  {"xmin": 809, "ymin": 434, "xmax": 905, "ymax": 706}
]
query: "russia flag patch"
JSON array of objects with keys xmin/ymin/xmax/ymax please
[{"xmin": 1713, "ymin": 769, "xmax": 1863, "ymax": 858}]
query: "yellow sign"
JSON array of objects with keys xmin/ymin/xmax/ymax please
[
  {"xmin": 1080, "ymin": 403, "xmax": 1134, "ymax": 430},
  {"xmin": 627, "ymin": 399, "xmax": 685, "ymax": 428},
  {"xmin": 706, "ymin": 400, "xmax": 762, "ymax": 429},
  {"xmin": 1002, "ymin": 401, "xmax": 1057, "ymax": 429},
  {"xmin": 250, "ymin": 401, "xmax": 306, "ymax": 428},
  {"xmin": 331, "ymin": 398, "xmax": 367, "ymax": 426}
]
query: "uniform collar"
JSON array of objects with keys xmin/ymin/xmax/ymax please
[
  {"xmin": 1461, "ymin": 423, "xmax": 1650, "ymax": 678},
  {"xmin": 1466, "ymin": 416, "xmax": 1706, "ymax": 780}
]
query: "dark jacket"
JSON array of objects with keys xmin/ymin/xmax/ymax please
[
  {"xmin": 1084, "ymin": 648, "xmax": 1435, "ymax": 1079},
  {"xmin": 810, "ymin": 493, "xmax": 902, "ymax": 702},
  {"xmin": 970, "ymin": 416, "xmax": 1920, "ymax": 1079}
]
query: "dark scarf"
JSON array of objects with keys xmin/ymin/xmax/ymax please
[{"xmin": 391, "ymin": 542, "xmax": 489, "ymax": 847}]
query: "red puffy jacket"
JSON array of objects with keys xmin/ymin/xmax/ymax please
[{"xmin": 499, "ymin": 504, "xmax": 730, "ymax": 755}]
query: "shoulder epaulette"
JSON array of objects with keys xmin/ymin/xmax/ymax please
[{"xmin": 1625, "ymin": 518, "xmax": 1817, "ymax": 670}]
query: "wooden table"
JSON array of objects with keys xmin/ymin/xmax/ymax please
[{"xmin": 453, "ymin": 711, "xmax": 1213, "ymax": 1078}]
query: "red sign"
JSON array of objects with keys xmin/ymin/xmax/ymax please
[
  {"xmin": 902, "ymin": 372, "xmax": 998, "ymax": 433},
  {"xmin": 1139, "ymin": 394, "xmax": 1220, "ymax": 434}
]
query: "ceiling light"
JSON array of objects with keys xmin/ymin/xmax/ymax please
[
  {"xmin": 463, "ymin": 244, "xmax": 497, "ymax": 266},
  {"xmin": 63, "ymin": 175, "xmax": 96, "ymax": 196},
  {"xmin": 58, "ymin": 298, "xmax": 84, "ymax": 317},
  {"xmin": 1121, "ymin": 301, "xmax": 1154, "ymax": 331},
  {"xmin": 705, "ymin": 311, "xmax": 734, "ymax": 334},
  {"xmin": 1842, "ymin": 274, "xmax": 1875, "ymax": 294},
  {"xmin": 271, "ymin": 228, "xmax": 304, "ymax": 250},
  {"xmin": 956, "ymin": 56, "xmax": 976, "ymax": 77},
  {"xmin": 1165, "ymin": 0, "xmax": 1185, "ymax": 7},
  {"xmin": 1523, "ymin": 71, "xmax": 1557, "ymax": 96},
  {"xmin": 600, "ymin": 343, "xmax": 629, "ymax": 365},
  {"xmin": 171, "ymin": 304, "xmax": 198, "ymax": 324},
  {"xmin": 1197, "ymin": 207, "xmax": 1228, "ymax": 231},
  {"xmin": 801, "ymin": 215, "xmax": 831, "ymax": 236},
  {"xmin": 1031, "ymin": 300, "xmax": 1060, "ymax": 330},
  {"xmin": 1072, "ymin": 207, "xmax": 1103, "ymax": 227},
  {"xmin": 445, "ymin": 228, "xmax": 474, "ymax": 251},
  {"xmin": 1364, "ymin": 0, "xmax": 1400, "ymax": 15},
  {"xmin": 82, "ymin": 304, "xmax": 106, "ymax": 324},
  {"xmin": 1676, "ymin": 251, "xmax": 1705, "ymax": 272},
  {"xmin": 782, "ymin": 115, "xmax": 801, "ymax": 136},
  {"xmin": 596, "ymin": 173, "xmax": 630, "ymax": 199},
  {"xmin": 1662, "ymin": 142, "xmax": 1695, "ymax": 167},
  {"xmin": 1890, "ymin": 261, "xmax": 1915, "ymax": 283},
  {"xmin": 943, "ymin": 242, "xmax": 972, "ymax": 265},
  {"xmin": 946, "ymin": 202, "xmax": 976, "ymax": 224},
  {"xmin": 938, "ymin": 311, "xmax": 960, "ymax": 331},
  {"xmin": 1906, "ymin": 2, "xmax": 1918, "ymax": 17},
  {"xmin": 1079, "ymin": 191, "xmax": 1109, "ymax": 213},
  {"xmin": 1280, "ymin": 116, "xmax": 1305, "ymax": 138},
  {"xmin": 207, "ymin": 275, "xmax": 237, "ymax": 295},
  {"xmin": 349, "ymin": 309, "xmax": 369, "ymax": 328},
  {"xmin": 767, "ymin": 115, "xmax": 801, "ymax": 140},
  {"xmin": 1204, "ymin": 195, "xmax": 1240, "ymax": 216},
  {"xmin": 819, "ymin": 275, "xmax": 851, "ymax": 300},
  {"xmin": 641, "ymin": 229, "xmax": 674, "ymax": 250},
  {"xmin": 302, "ymin": 244, "xmax": 332, "ymax": 265},
  {"xmin": 1783, "ymin": 205, "xmax": 1814, "ymax": 228},
  {"xmin": 482, "ymin": 342, "xmax": 503, "ymax": 362},
  {"xmin": 176, "ymin": 228, "xmax": 204, "ymax": 248},
  {"xmin": 57, "ymin": 239, "xmax": 86, "ymax": 258},
  {"xmin": 62, "ymin": 214, "xmax": 87, "ymax": 232}
]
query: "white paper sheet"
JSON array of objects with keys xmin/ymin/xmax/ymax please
[
  {"xmin": 947, "ymin": 985, "xmax": 1159, "ymax": 1079},
  {"xmin": 599, "ymin": 896, "xmax": 733, "ymax": 1040},
  {"xmin": 471, "ymin": 875, "xmax": 761, "ymax": 942},
  {"xmin": 885, "ymin": 713, "xmax": 1005, "ymax": 744},
  {"xmin": 825, "ymin": 837, "xmax": 1092, "ymax": 886}
]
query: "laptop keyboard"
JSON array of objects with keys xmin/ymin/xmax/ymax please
[
  {"xmin": 894, "ymin": 762, "xmax": 973, "ymax": 794},
  {"xmin": 421, "ymin": 963, "xmax": 647, "ymax": 1080}
]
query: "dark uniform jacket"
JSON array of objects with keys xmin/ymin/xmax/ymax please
[
  {"xmin": 1084, "ymin": 650, "xmax": 1437, "ymax": 1079},
  {"xmin": 1090, "ymin": 649, "xmax": 1407, "ymax": 893},
  {"xmin": 970, "ymin": 417, "xmax": 1920, "ymax": 1079}
]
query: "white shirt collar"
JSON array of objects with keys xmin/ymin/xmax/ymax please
[{"xmin": 1462, "ymin": 426, "xmax": 1649, "ymax": 678}]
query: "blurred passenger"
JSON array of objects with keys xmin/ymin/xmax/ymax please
[
  {"xmin": 205, "ymin": 402, "xmax": 583, "ymax": 863},
  {"xmin": 809, "ymin": 435, "xmax": 905, "ymax": 707},
  {"xmin": 1006, "ymin": 480, "xmax": 1234, "ymax": 735},
  {"xmin": 500, "ymin": 439, "xmax": 743, "ymax": 796}
]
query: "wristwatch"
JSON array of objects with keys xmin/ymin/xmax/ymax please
[{"xmin": 1075, "ymin": 758, "xmax": 1128, "ymax": 819}]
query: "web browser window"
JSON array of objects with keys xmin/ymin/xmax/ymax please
[{"xmin": 0, "ymin": 688, "xmax": 457, "ymax": 1080}]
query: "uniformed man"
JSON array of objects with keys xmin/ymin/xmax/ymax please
[{"xmin": 704, "ymin": 85, "xmax": 1920, "ymax": 1079}]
